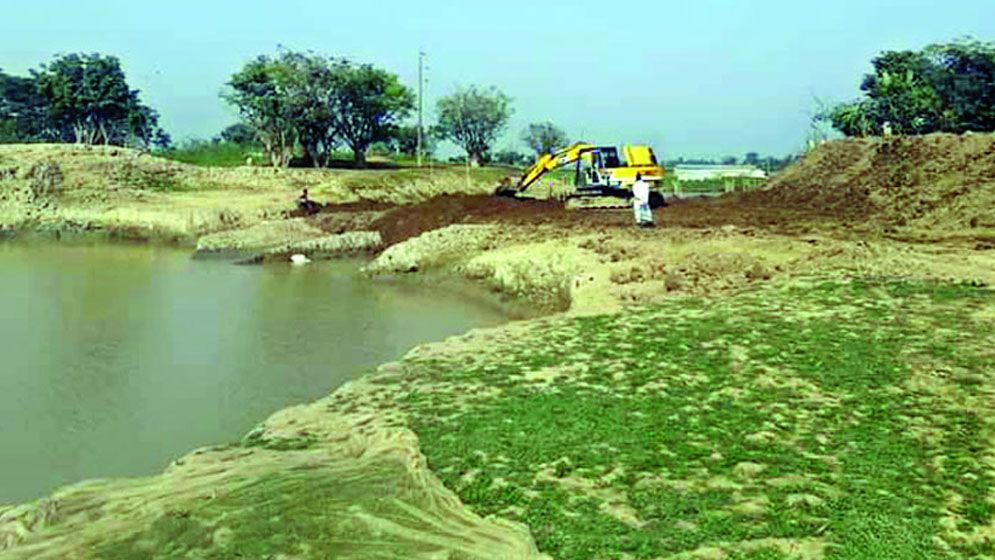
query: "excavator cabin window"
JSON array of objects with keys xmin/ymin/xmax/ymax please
[{"xmin": 596, "ymin": 147, "xmax": 622, "ymax": 168}]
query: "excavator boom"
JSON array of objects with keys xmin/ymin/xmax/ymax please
[{"xmin": 508, "ymin": 142, "xmax": 596, "ymax": 193}]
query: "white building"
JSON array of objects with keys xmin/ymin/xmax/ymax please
[{"xmin": 672, "ymin": 164, "xmax": 767, "ymax": 182}]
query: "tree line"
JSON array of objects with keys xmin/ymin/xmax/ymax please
[
  {"xmin": 222, "ymin": 52, "xmax": 574, "ymax": 168},
  {"xmin": 824, "ymin": 38, "xmax": 995, "ymax": 137},
  {"xmin": 0, "ymin": 48, "xmax": 577, "ymax": 167},
  {"xmin": 0, "ymin": 53, "xmax": 169, "ymax": 148},
  {"xmin": 666, "ymin": 153, "xmax": 799, "ymax": 171}
]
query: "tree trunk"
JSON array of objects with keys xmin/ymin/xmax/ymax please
[
  {"xmin": 353, "ymin": 148, "xmax": 367, "ymax": 168},
  {"xmin": 267, "ymin": 143, "xmax": 281, "ymax": 168},
  {"xmin": 303, "ymin": 142, "xmax": 320, "ymax": 168}
]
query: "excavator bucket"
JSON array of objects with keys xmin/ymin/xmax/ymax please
[{"xmin": 493, "ymin": 177, "xmax": 518, "ymax": 197}]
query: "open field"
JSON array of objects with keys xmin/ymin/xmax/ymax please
[{"xmin": 2, "ymin": 133, "xmax": 995, "ymax": 559}]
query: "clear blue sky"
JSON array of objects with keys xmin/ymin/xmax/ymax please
[{"xmin": 2, "ymin": 0, "xmax": 993, "ymax": 158}]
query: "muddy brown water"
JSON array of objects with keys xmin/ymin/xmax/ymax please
[{"xmin": 0, "ymin": 242, "xmax": 509, "ymax": 503}]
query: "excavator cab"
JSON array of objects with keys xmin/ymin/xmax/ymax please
[{"xmin": 597, "ymin": 147, "xmax": 623, "ymax": 168}]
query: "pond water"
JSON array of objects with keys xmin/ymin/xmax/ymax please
[{"xmin": 0, "ymin": 242, "xmax": 508, "ymax": 503}]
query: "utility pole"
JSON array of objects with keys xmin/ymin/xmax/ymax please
[{"xmin": 417, "ymin": 51, "xmax": 426, "ymax": 167}]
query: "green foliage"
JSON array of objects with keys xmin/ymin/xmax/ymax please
[
  {"xmin": 223, "ymin": 53, "xmax": 307, "ymax": 168},
  {"xmin": 218, "ymin": 122, "xmax": 256, "ymax": 145},
  {"xmin": 826, "ymin": 99, "xmax": 880, "ymax": 137},
  {"xmin": 826, "ymin": 38, "xmax": 995, "ymax": 136},
  {"xmin": 33, "ymin": 53, "xmax": 168, "ymax": 148},
  {"xmin": 328, "ymin": 63, "xmax": 414, "ymax": 166},
  {"xmin": 925, "ymin": 39, "xmax": 995, "ymax": 132},
  {"xmin": 390, "ymin": 124, "xmax": 436, "ymax": 158},
  {"xmin": 435, "ymin": 85, "xmax": 513, "ymax": 165},
  {"xmin": 224, "ymin": 51, "xmax": 412, "ymax": 168},
  {"xmin": 522, "ymin": 121, "xmax": 568, "ymax": 157},
  {"xmin": 0, "ymin": 69, "xmax": 52, "ymax": 142},
  {"xmin": 283, "ymin": 52, "xmax": 341, "ymax": 168}
]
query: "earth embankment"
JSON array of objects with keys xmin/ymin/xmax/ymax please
[
  {"xmin": 0, "ymin": 144, "xmax": 506, "ymax": 243},
  {"xmin": 742, "ymin": 133, "xmax": 995, "ymax": 231}
]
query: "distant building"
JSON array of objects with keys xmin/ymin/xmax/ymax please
[{"xmin": 672, "ymin": 164, "xmax": 767, "ymax": 182}]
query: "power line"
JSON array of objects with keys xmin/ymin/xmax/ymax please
[{"xmin": 417, "ymin": 50, "xmax": 426, "ymax": 167}]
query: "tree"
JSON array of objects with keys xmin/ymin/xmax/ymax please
[
  {"xmin": 328, "ymin": 63, "xmax": 414, "ymax": 167},
  {"xmin": 493, "ymin": 149, "xmax": 530, "ymax": 166},
  {"xmin": 521, "ymin": 121, "xmax": 568, "ymax": 159},
  {"xmin": 0, "ymin": 70, "xmax": 52, "ymax": 142},
  {"xmin": 219, "ymin": 122, "xmax": 257, "ymax": 145},
  {"xmin": 824, "ymin": 99, "xmax": 879, "ymax": 137},
  {"xmin": 827, "ymin": 39, "xmax": 995, "ymax": 137},
  {"xmin": 34, "ymin": 53, "xmax": 164, "ymax": 147},
  {"xmin": 864, "ymin": 54, "xmax": 947, "ymax": 134},
  {"xmin": 436, "ymin": 86, "xmax": 512, "ymax": 165},
  {"xmin": 925, "ymin": 39, "xmax": 995, "ymax": 132},
  {"xmin": 283, "ymin": 52, "xmax": 341, "ymax": 167},
  {"xmin": 224, "ymin": 54, "xmax": 300, "ymax": 167},
  {"xmin": 391, "ymin": 124, "xmax": 435, "ymax": 158},
  {"xmin": 224, "ymin": 52, "xmax": 414, "ymax": 168},
  {"xmin": 126, "ymin": 103, "xmax": 170, "ymax": 149}
]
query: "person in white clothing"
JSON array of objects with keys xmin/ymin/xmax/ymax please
[{"xmin": 631, "ymin": 173, "xmax": 654, "ymax": 228}]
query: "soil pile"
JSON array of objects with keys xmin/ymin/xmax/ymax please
[
  {"xmin": 747, "ymin": 133, "xmax": 995, "ymax": 230},
  {"xmin": 368, "ymin": 194, "xmax": 565, "ymax": 246}
]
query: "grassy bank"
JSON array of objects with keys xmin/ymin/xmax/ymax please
[{"xmin": 393, "ymin": 278, "xmax": 995, "ymax": 559}]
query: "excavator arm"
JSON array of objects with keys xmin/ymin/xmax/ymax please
[{"xmin": 496, "ymin": 142, "xmax": 595, "ymax": 195}]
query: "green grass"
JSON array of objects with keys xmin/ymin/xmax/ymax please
[
  {"xmin": 159, "ymin": 141, "xmax": 264, "ymax": 167},
  {"xmin": 402, "ymin": 279, "xmax": 995, "ymax": 559}
]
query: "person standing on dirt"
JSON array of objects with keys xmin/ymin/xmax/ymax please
[{"xmin": 632, "ymin": 173, "xmax": 654, "ymax": 228}]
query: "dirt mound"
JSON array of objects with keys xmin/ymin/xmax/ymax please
[
  {"xmin": 746, "ymin": 133, "xmax": 995, "ymax": 230},
  {"xmin": 368, "ymin": 195, "xmax": 565, "ymax": 246}
]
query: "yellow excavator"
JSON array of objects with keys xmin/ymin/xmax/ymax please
[{"xmin": 495, "ymin": 142, "xmax": 667, "ymax": 207}]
